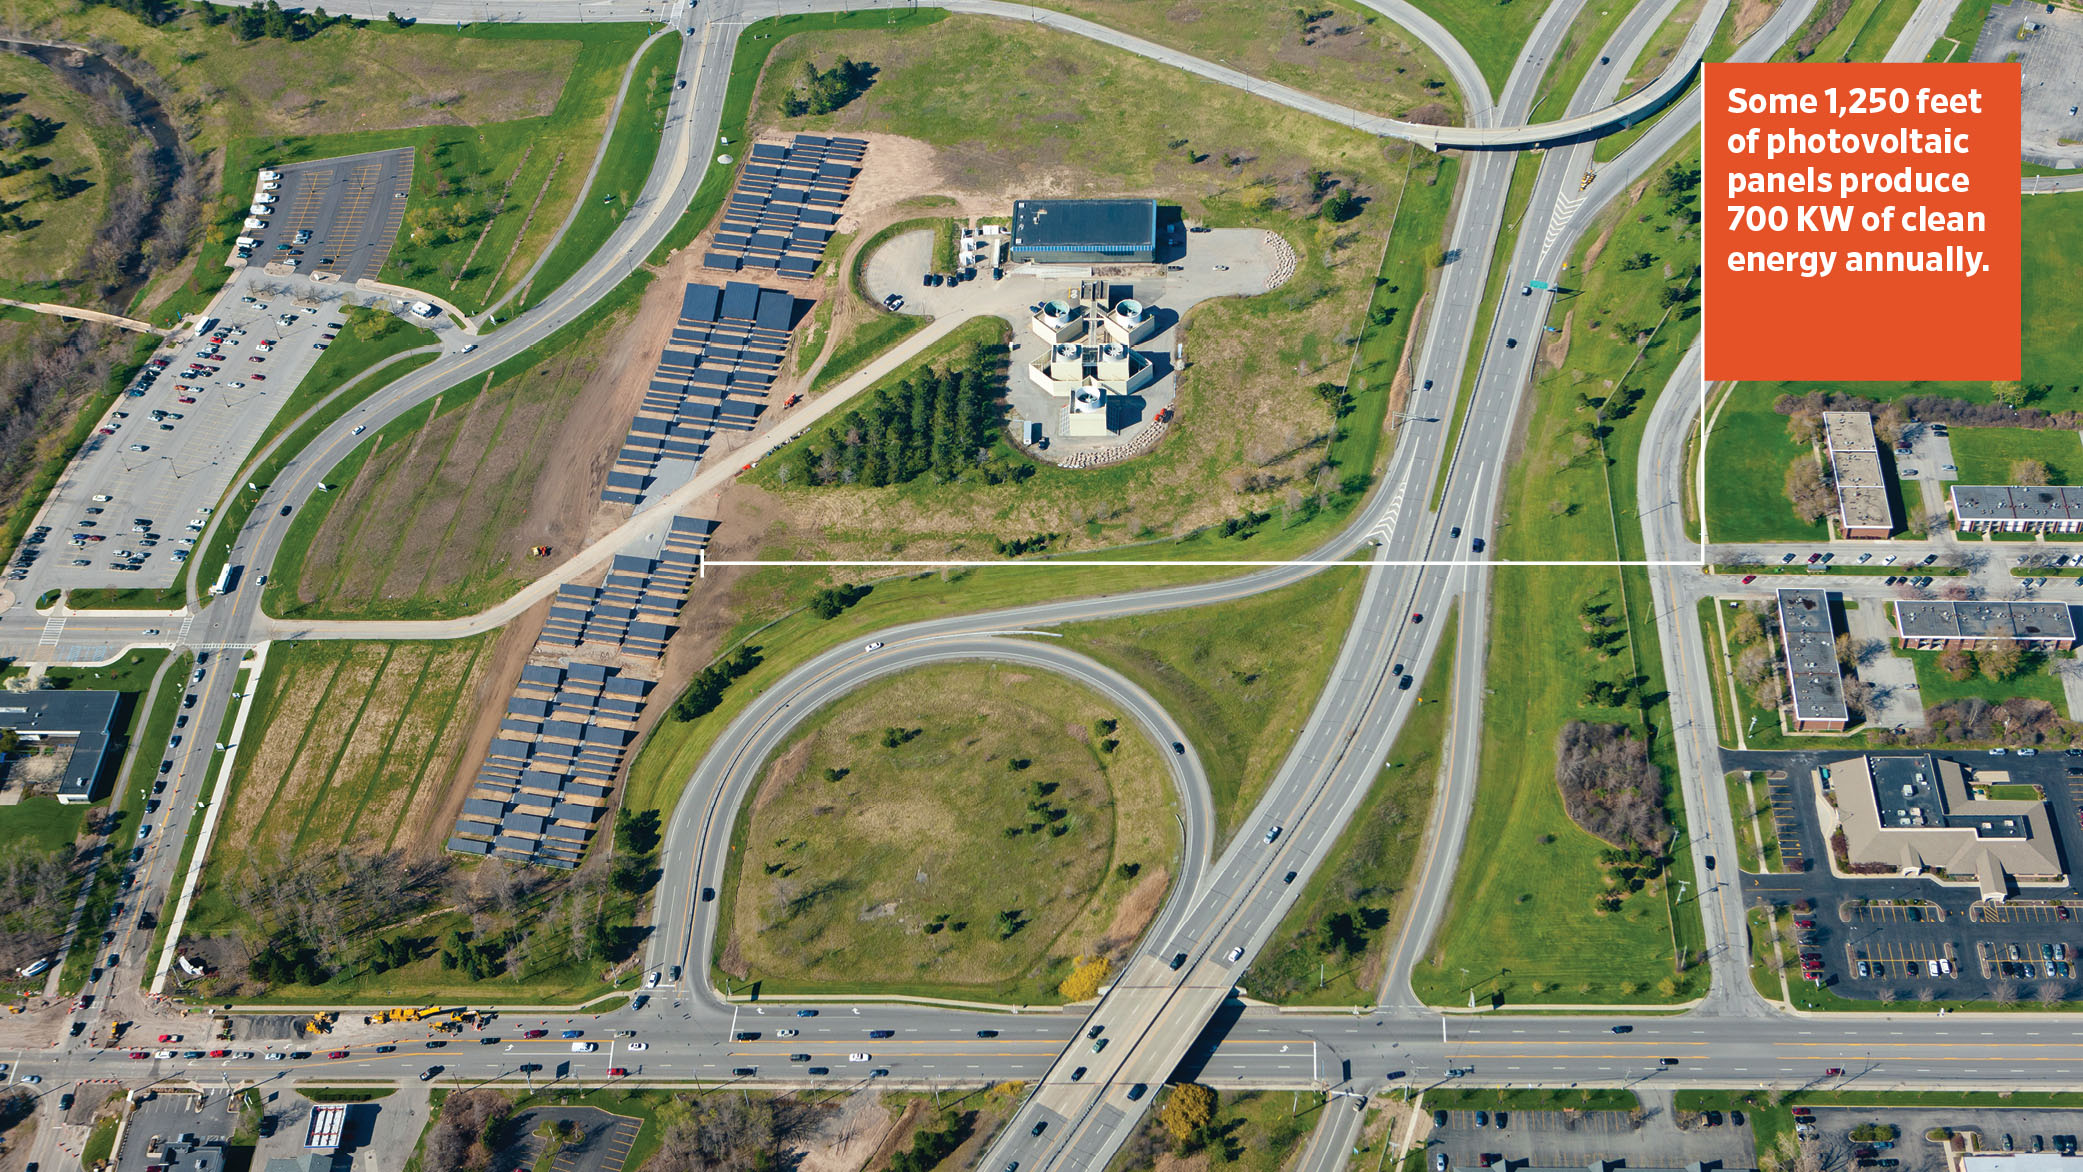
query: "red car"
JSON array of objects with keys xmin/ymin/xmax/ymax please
[
  {"xmin": 606, "ymin": 1067, "xmax": 628, "ymax": 1078},
  {"xmin": 1741, "ymin": 574, "xmax": 1757, "ymax": 584},
  {"xmin": 158, "ymin": 1034, "xmax": 178, "ymax": 1043},
  {"xmin": 523, "ymin": 1029, "xmax": 548, "ymax": 1039},
  {"xmin": 129, "ymin": 1051, "xmax": 149, "ymax": 1059},
  {"xmin": 178, "ymin": 396, "xmax": 197, "ymax": 404},
  {"xmin": 247, "ymin": 356, "xmax": 264, "ymax": 363},
  {"xmin": 1825, "ymin": 1067, "xmax": 1844, "ymax": 1076},
  {"xmin": 209, "ymin": 1049, "xmax": 229, "ymax": 1058},
  {"xmin": 204, "ymin": 355, "xmax": 224, "ymax": 362},
  {"xmin": 98, "ymin": 427, "xmax": 116, "ymax": 436},
  {"xmin": 1807, "ymin": 553, "xmax": 1821, "ymax": 564},
  {"xmin": 250, "ymin": 374, "xmax": 265, "ymax": 381},
  {"xmin": 327, "ymin": 1050, "xmax": 348, "ymax": 1059}
]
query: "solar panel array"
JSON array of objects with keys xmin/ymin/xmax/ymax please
[
  {"xmin": 541, "ymin": 517, "xmax": 716, "ymax": 658},
  {"xmin": 448, "ymin": 515, "xmax": 722, "ymax": 867},
  {"xmin": 445, "ymin": 661, "xmax": 649, "ymax": 868},
  {"xmin": 603, "ymin": 281, "xmax": 798, "ymax": 505},
  {"xmin": 702, "ymin": 134, "xmax": 865, "ymax": 278}
]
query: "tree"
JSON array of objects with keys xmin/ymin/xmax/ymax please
[
  {"xmin": 2011, "ymin": 458, "xmax": 2051, "ymax": 486},
  {"xmin": 1937, "ymin": 646, "xmax": 1974, "ymax": 681},
  {"xmin": 1157, "ymin": 1083, "xmax": 1216, "ymax": 1144},
  {"xmin": 1320, "ymin": 187, "xmax": 1360, "ymax": 222},
  {"xmin": 1977, "ymin": 635, "xmax": 2025, "ymax": 682},
  {"xmin": 1058, "ymin": 955, "xmax": 1112, "ymax": 1001},
  {"xmin": 1729, "ymin": 609, "xmax": 1764, "ymax": 645},
  {"xmin": 1785, "ymin": 456, "xmax": 1835, "ymax": 524}
]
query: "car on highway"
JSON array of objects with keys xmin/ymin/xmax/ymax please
[
  {"xmin": 1226, "ymin": 946, "xmax": 1244, "ymax": 962},
  {"xmin": 645, "ymin": 972, "xmax": 660, "ymax": 988},
  {"xmin": 606, "ymin": 1067, "xmax": 628, "ymax": 1077},
  {"xmin": 374, "ymin": 1045, "xmax": 395, "ymax": 1053},
  {"xmin": 976, "ymin": 1029, "xmax": 999, "ymax": 1038},
  {"xmin": 775, "ymin": 1029, "xmax": 797, "ymax": 1038},
  {"xmin": 848, "ymin": 1052, "xmax": 871, "ymax": 1062},
  {"xmin": 1411, "ymin": 612, "xmax": 1422, "ymax": 623},
  {"xmin": 868, "ymin": 1029, "xmax": 894, "ymax": 1038},
  {"xmin": 1031, "ymin": 1122, "xmax": 1047, "ymax": 1137},
  {"xmin": 326, "ymin": 1050, "xmax": 348, "ymax": 1059},
  {"xmin": 129, "ymin": 1051, "xmax": 149, "ymax": 1059},
  {"xmin": 1263, "ymin": 826, "xmax": 1281, "ymax": 843},
  {"xmin": 1505, "ymin": 338, "xmax": 1516, "ymax": 348},
  {"xmin": 420, "ymin": 1067, "xmax": 442, "ymax": 1081},
  {"xmin": 522, "ymin": 1029, "xmax": 548, "ymax": 1038},
  {"xmin": 1070, "ymin": 1066, "xmax": 1086, "ymax": 1081},
  {"xmin": 560, "ymin": 1029, "xmax": 583, "ymax": 1038},
  {"xmin": 795, "ymin": 1009, "xmax": 818, "ymax": 1017},
  {"xmin": 626, "ymin": 1042, "xmax": 647, "ymax": 1051},
  {"xmin": 153, "ymin": 1050, "xmax": 176, "ymax": 1059},
  {"xmin": 864, "ymin": 641, "xmax": 883, "ymax": 652}
]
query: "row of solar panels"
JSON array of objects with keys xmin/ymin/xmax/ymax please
[
  {"xmin": 603, "ymin": 283, "xmax": 801, "ymax": 505},
  {"xmin": 702, "ymin": 135, "xmax": 865, "ymax": 277}
]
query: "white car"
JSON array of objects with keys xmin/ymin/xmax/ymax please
[
  {"xmin": 645, "ymin": 972, "xmax": 660, "ymax": 988},
  {"xmin": 1226, "ymin": 947, "xmax": 1244, "ymax": 963},
  {"xmin": 864, "ymin": 641, "xmax": 884, "ymax": 652},
  {"xmin": 264, "ymin": 1052, "xmax": 285, "ymax": 1062},
  {"xmin": 1263, "ymin": 826, "xmax": 1282, "ymax": 844},
  {"xmin": 776, "ymin": 1029, "xmax": 798, "ymax": 1038},
  {"xmin": 849, "ymin": 1052, "xmax": 871, "ymax": 1062},
  {"xmin": 22, "ymin": 1075, "xmax": 38, "ymax": 1085},
  {"xmin": 626, "ymin": 1042, "xmax": 648, "ymax": 1052},
  {"xmin": 154, "ymin": 1050, "xmax": 176, "ymax": 1060},
  {"xmin": 352, "ymin": 426, "xmax": 365, "ymax": 435}
]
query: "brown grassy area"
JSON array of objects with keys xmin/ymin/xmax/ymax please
[
  {"xmin": 733, "ymin": 13, "xmax": 1415, "ymax": 559},
  {"xmin": 721, "ymin": 662, "xmax": 1177, "ymax": 1000},
  {"xmin": 1036, "ymin": 0, "xmax": 1464, "ymax": 122}
]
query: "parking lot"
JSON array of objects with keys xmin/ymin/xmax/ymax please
[
  {"xmin": 236, "ymin": 148, "xmax": 413, "ymax": 283},
  {"xmin": 1428, "ymin": 1099, "xmax": 1755, "ymax": 1172},
  {"xmin": 26, "ymin": 270, "xmax": 423, "ymax": 592},
  {"xmin": 1795, "ymin": 1104, "xmax": 2083, "ymax": 1172},
  {"xmin": 112, "ymin": 1089, "xmax": 235, "ymax": 1172},
  {"xmin": 1731, "ymin": 747, "xmax": 2083, "ymax": 1003}
]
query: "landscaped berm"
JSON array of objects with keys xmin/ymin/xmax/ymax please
[{"xmin": 716, "ymin": 662, "xmax": 1177, "ymax": 1004}]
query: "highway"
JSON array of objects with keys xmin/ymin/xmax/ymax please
[{"xmin": 7, "ymin": 1, "xmax": 2083, "ymax": 1169}]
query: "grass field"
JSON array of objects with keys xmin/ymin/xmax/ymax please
[
  {"xmin": 186, "ymin": 638, "xmax": 491, "ymax": 937},
  {"xmin": 1050, "ymin": 569, "xmax": 1363, "ymax": 849},
  {"xmin": 715, "ymin": 663, "xmax": 1176, "ymax": 1003},
  {"xmin": 272, "ymin": 291, "xmax": 639, "ymax": 621},
  {"xmin": 0, "ymin": 53, "xmax": 130, "ymax": 299},
  {"xmin": 1724, "ymin": 770, "xmax": 1782, "ymax": 872},
  {"xmin": 1410, "ymin": 141, "xmax": 1708, "ymax": 1007},
  {"xmin": 2021, "ymin": 191, "xmax": 2083, "ymax": 385},
  {"xmin": 1704, "ymin": 387, "xmax": 1834, "ymax": 545},
  {"xmin": 1907, "ymin": 649, "xmax": 2068, "ymax": 710},
  {"xmin": 1929, "ymin": 0, "xmax": 1995, "ymax": 61},
  {"xmin": 1943, "ymin": 426, "xmax": 2083, "ymax": 486},
  {"xmin": 1401, "ymin": 0, "xmax": 1541, "ymax": 96},
  {"xmin": 749, "ymin": 14, "xmax": 1428, "ymax": 558},
  {"xmin": 513, "ymin": 33, "xmax": 680, "ymax": 315},
  {"xmin": 1106, "ymin": 1089, "xmax": 1323, "ymax": 1172},
  {"xmin": 1249, "ymin": 608, "xmax": 1454, "ymax": 1006},
  {"xmin": 1036, "ymin": 0, "xmax": 1465, "ymax": 120}
]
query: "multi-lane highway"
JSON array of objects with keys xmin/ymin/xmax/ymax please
[{"xmin": 7, "ymin": 1, "xmax": 2083, "ymax": 1168}]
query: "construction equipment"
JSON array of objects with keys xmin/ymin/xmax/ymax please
[
  {"xmin": 1579, "ymin": 170, "xmax": 1595, "ymax": 191},
  {"xmin": 300, "ymin": 1011, "xmax": 336, "ymax": 1035},
  {"xmin": 529, "ymin": 545, "xmax": 551, "ymax": 557}
]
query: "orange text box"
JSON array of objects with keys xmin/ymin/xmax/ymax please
[{"xmin": 1703, "ymin": 62, "xmax": 2019, "ymax": 381}]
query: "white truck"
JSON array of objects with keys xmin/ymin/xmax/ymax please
[
  {"xmin": 570, "ymin": 1042, "xmax": 597, "ymax": 1053},
  {"xmin": 258, "ymin": 168, "xmax": 280, "ymax": 181},
  {"xmin": 409, "ymin": 301, "xmax": 439, "ymax": 319}
]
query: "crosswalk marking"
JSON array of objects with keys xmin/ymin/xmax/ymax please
[{"xmin": 38, "ymin": 616, "xmax": 65, "ymax": 646}]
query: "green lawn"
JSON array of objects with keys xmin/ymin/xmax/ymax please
[
  {"xmin": 1046, "ymin": 563, "xmax": 1363, "ymax": 849},
  {"xmin": 1944, "ymin": 426, "xmax": 2083, "ymax": 486},
  {"xmin": 1400, "ymin": 0, "xmax": 1542, "ymax": 96},
  {"xmin": 1929, "ymin": 0, "xmax": 1995, "ymax": 61},
  {"xmin": 1247, "ymin": 608, "xmax": 1453, "ymax": 1006},
  {"xmin": 1704, "ymin": 389, "xmax": 1833, "ymax": 544},
  {"xmin": 1907, "ymin": 650, "xmax": 2068, "ymax": 710},
  {"xmin": 1723, "ymin": 771, "xmax": 1782, "ymax": 873},
  {"xmin": 0, "ymin": 52, "xmax": 128, "ymax": 300},
  {"xmin": 713, "ymin": 662, "xmax": 1175, "ymax": 1004},
  {"xmin": 1981, "ymin": 783, "xmax": 2043, "ymax": 801},
  {"xmin": 2021, "ymin": 191, "xmax": 2083, "ymax": 385},
  {"xmin": 1411, "ymin": 140, "xmax": 1709, "ymax": 1007},
  {"xmin": 513, "ymin": 33, "xmax": 680, "ymax": 315}
]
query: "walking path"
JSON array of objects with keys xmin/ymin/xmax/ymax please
[{"xmin": 0, "ymin": 298, "xmax": 168, "ymax": 336}]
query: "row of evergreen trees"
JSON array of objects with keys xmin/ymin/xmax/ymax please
[{"xmin": 781, "ymin": 343, "xmax": 1011, "ymax": 488}]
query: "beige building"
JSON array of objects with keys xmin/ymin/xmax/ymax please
[
  {"xmin": 1821, "ymin": 411, "xmax": 1896, "ymax": 539},
  {"xmin": 1826, "ymin": 753, "xmax": 2065, "ymax": 899},
  {"xmin": 1024, "ymin": 284, "xmax": 1157, "ymax": 437}
]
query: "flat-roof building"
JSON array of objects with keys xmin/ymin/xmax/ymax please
[
  {"xmin": 1821, "ymin": 411, "xmax": 1895, "ymax": 539},
  {"xmin": 1009, "ymin": 199, "xmax": 1158, "ymax": 264},
  {"xmin": 1949, "ymin": 484, "xmax": 2083, "ymax": 533},
  {"xmin": 1776, "ymin": 589, "xmax": 1849, "ymax": 732},
  {"xmin": 0, "ymin": 690, "xmax": 121, "ymax": 804},
  {"xmin": 1891, "ymin": 599, "xmax": 2077, "ymax": 650},
  {"xmin": 1825, "ymin": 753, "xmax": 2065, "ymax": 899}
]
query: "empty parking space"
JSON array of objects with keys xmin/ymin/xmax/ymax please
[
  {"xmin": 1969, "ymin": 901, "xmax": 2066, "ymax": 923},
  {"xmin": 1845, "ymin": 903, "xmax": 1942, "ymax": 924},
  {"xmin": 1766, "ymin": 779, "xmax": 1808, "ymax": 867}
]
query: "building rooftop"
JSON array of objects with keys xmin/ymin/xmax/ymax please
[
  {"xmin": 1821, "ymin": 412, "xmax": 1894, "ymax": 534},
  {"xmin": 1893, "ymin": 599, "xmax": 2077, "ymax": 642},
  {"xmin": 0, "ymin": 690, "xmax": 121, "ymax": 802},
  {"xmin": 1952, "ymin": 484, "xmax": 2083, "ymax": 523},
  {"xmin": 1011, "ymin": 199, "xmax": 1157, "ymax": 253},
  {"xmin": 1776, "ymin": 589, "xmax": 1849, "ymax": 724},
  {"xmin": 1830, "ymin": 753, "xmax": 2064, "ymax": 897}
]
